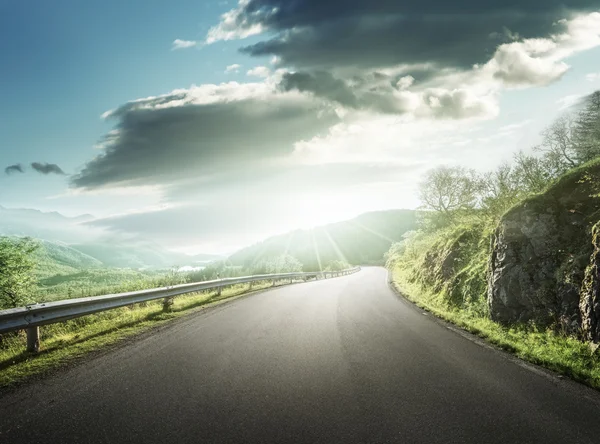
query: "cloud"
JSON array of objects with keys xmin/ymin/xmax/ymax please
[
  {"xmin": 171, "ymin": 39, "xmax": 198, "ymax": 50},
  {"xmin": 204, "ymin": 3, "xmax": 600, "ymax": 121},
  {"xmin": 31, "ymin": 162, "xmax": 66, "ymax": 175},
  {"xmin": 207, "ymin": 1, "xmax": 600, "ymax": 72},
  {"xmin": 225, "ymin": 63, "xmax": 242, "ymax": 73},
  {"xmin": 205, "ymin": 0, "xmax": 264, "ymax": 44},
  {"xmin": 487, "ymin": 41, "xmax": 569, "ymax": 87},
  {"xmin": 556, "ymin": 94, "xmax": 584, "ymax": 110},
  {"xmin": 587, "ymin": 72, "xmax": 600, "ymax": 82},
  {"xmin": 246, "ymin": 66, "xmax": 270, "ymax": 77},
  {"xmin": 4, "ymin": 164, "xmax": 24, "ymax": 175},
  {"xmin": 279, "ymin": 70, "xmax": 498, "ymax": 119},
  {"xmin": 71, "ymin": 82, "xmax": 340, "ymax": 190}
]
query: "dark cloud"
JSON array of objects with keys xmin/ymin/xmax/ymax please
[
  {"xmin": 279, "ymin": 70, "xmax": 416, "ymax": 114},
  {"xmin": 71, "ymin": 87, "xmax": 340, "ymax": 190},
  {"xmin": 225, "ymin": 0, "xmax": 598, "ymax": 71},
  {"xmin": 31, "ymin": 162, "xmax": 66, "ymax": 175},
  {"xmin": 4, "ymin": 164, "xmax": 24, "ymax": 175}
]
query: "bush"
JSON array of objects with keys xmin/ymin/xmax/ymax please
[{"xmin": 0, "ymin": 237, "xmax": 38, "ymax": 309}]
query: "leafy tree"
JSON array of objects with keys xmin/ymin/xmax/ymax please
[
  {"xmin": 324, "ymin": 260, "xmax": 350, "ymax": 272},
  {"xmin": 0, "ymin": 237, "xmax": 38, "ymax": 309},
  {"xmin": 265, "ymin": 254, "xmax": 303, "ymax": 274}
]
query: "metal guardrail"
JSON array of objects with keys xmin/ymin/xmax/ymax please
[{"xmin": 0, "ymin": 267, "xmax": 361, "ymax": 352}]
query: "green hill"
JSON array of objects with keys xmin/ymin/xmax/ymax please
[
  {"xmin": 229, "ymin": 210, "xmax": 416, "ymax": 271},
  {"xmin": 33, "ymin": 240, "xmax": 103, "ymax": 279},
  {"xmin": 71, "ymin": 242, "xmax": 190, "ymax": 269}
]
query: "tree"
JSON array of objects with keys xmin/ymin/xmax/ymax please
[
  {"xmin": 480, "ymin": 163, "xmax": 523, "ymax": 217},
  {"xmin": 324, "ymin": 260, "xmax": 350, "ymax": 272},
  {"xmin": 0, "ymin": 237, "xmax": 38, "ymax": 309},
  {"xmin": 418, "ymin": 166, "xmax": 481, "ymax": 214},
  {"xmin": 512, "ymin": 151, "xmax": 557, "ymax": 194},
  {"xmin": 264, "ymin": 254, "xmax": 303, "ymax": 274},
  {"xmin": 535, "ymin": 114, "xmax": 578, "ymax": 172},
  {"xmin": 573, "ymin": 91, "xmax": 600, "ymax": 163}
]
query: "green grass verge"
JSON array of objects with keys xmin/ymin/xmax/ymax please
[
  {"xmin": 390, "ymin": 266, "xmax": 600, "ymax": 389},
  {"xmin": 0, "ymin": 280, "xmax": 284, "ymax": 389}
]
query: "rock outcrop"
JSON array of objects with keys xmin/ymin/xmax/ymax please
[
  {"xmin": 488, "ymin": 162, "xmax": 600, "ymax": 331},
  {"xmin": 580, "ymin": 222, "xmax": 600, "ymax": 343}
]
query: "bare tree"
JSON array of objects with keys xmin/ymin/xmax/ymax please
[
  {"xmin": 512, "ymin": 151, "xmax": 559, "ymax": 194},
  {"xmin": 535, "ymin": 114, "xmax": 578, "ymax": 172},
  {"xmin": 573, "ymin": 91, "xmax": 600, "ymax": 163},
  {"xmin": 480, "ymin": 163, "xmax": 523, "ymax": 216},
  {"xmin": 418, "ymin": 166, "xmax": 481, "ymax": 214}
]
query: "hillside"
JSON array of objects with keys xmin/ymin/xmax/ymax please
[
  {"xmin": 71, "ymin": 241, "xmax": 191, "ymax": 269},
  {"xmin": 229, "ymin": 210, "xmax": 416, "ymax": 270},
  {"xmin": 30, "ymin": 240, "xmax": 103, "ymax": 279}
]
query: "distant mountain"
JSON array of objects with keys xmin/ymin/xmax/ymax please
[
  {"xmin": 228, "ymin": 209, "xmax": 416, "ymax": 271},
  {"xmin": 0, "ymin": 206, "xmax": 217, "ymax": 270},
  {"xmin": 0, "ymin": 206, "xmax": 103, "ymax": 244}
]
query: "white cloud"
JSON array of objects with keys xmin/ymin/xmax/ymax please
[
  {"xmin": 225, "ymin": 63, "xmax": 242, "ymax": 74},
  {"xmin": 171, "ymin": 39, "xmax": 198, "ymax": 50},
  {"xmin": 482, "ymin": 12, "xmax": 600, "ymax": 88},
  {"xmin": 205, "ymin": 0, "xmax": 264, "ymax": 44},
  {"xmin": 487, "ymin": 40, "xmax": 569, "ymax": 87},
  {"xmin": 396, "ymin": 76, "xmax": 415, "ymax": 91},
  {"xmin": 556, "ymin": 94, "xmax": 583, "ymax": 110},
  {"xmin": 586, "ymin": 72, "xmax": 600, "ymax": 82},
  {"xmin": 247, "ymin": 66, "xmax": 271, "ymax": 78}
]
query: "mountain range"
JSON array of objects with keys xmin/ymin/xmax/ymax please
[
  {"xmin": 1, "ymin": 206, "xmax": 415, "ymax": 273},
  {"xmin": 228, "ymin": 209, "xmax": 416, "ymax": 271},
  {"xmin": 0, "ymin": 206, "xmax": 222, "ymax": 270}
]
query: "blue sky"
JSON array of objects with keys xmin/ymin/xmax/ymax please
[
  {"xmin": 1, "ymin": 0, "xmax": 259, "ymax": 212},
  {"xmin": 1, "ymin": 1, "xmax": 600, "ymax": 253}
]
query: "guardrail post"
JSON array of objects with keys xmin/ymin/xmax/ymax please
[
  {"xmin": 27, "ymin": 326, "xmax": 40, "ymax": 353},
  {"xmin": 249, "ymin": 280, "xmax": 254, "ymax": 290},
  {"xmin": 162, "ymin": 297, "xmax": 174, "ymax": 312}
]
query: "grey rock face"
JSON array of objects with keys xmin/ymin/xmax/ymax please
[
  {"xmin": 489, "ymin": 207, "xmax": 564, "ymax": 325},
  {"xmin": 580, "ymin": 223, "xmax": 600, "ymax": 342}
]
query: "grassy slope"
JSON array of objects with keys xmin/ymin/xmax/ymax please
[
  {"xmin": 390, "ymin": 270, "xmax": 600, "ymax": 389},
  {"xmin": 387, "ymin": 160, "xmax": 600, "ymax": 389}
]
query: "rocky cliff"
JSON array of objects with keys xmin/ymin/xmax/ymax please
[
  {"xmin": 489, "ymin": 160, "xmax": 600, "ymax": 336},
  {"xmin": 580, "ymin": 222, "xmax": 600, "ymax": 342}
]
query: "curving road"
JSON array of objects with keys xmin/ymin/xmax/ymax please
[{"xmin": 1, "ymin": 267, "xmax": 600, "ymax": 443}]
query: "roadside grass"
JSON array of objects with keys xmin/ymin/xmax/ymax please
[
  {"xmin": 0, "ymin": 280, "xmax": 285, "ymax": 389},
  {"xmin": 390, "ymin": 266, "xmax": 600, "ymax": 390}
]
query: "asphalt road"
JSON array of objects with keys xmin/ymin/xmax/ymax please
[{"xmin": 1, "ymin": 267, "xmax": 600, "ymax": 444}]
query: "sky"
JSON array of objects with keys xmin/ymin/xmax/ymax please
[{"xmin": 1, "ymin": 0, "xmax": 600, "ymax": 254}]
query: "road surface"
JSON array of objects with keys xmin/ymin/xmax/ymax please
[{"xmin": 1, "ymin": 267, "xmax": 600, "ymax": 443}]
